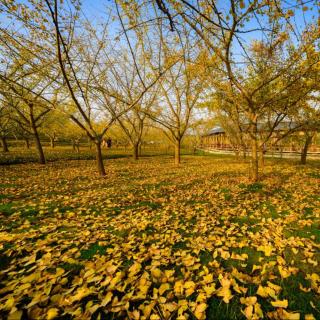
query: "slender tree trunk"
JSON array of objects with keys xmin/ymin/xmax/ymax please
[
  {"xmin": 133, "ymin": 142, "xmax": 139, "ymax": 160},
  {"xmin": 95, "ymin": 140, "xmax": 106, "ymax": 176},
  {"xmin": 251, "ymin": 136, "xmax": 259, "ymax": 182},
  {"xmin": 50, "ymin": 137, "xmax": 55, "ymax": 148},
  {"xmin": 31, "ymin": 120, "xmax": 45, "ymax": 164},
  {"xmin": 25, "ymin": 138, "xmax": 30, "ymax": 149},
  {"xmin": 259, "ymin": 148, "xmax": 265, "ymax": 172},
  {"xmin": 174, "ymin": 139, "xmax": 181, "ymax": 165},
  {"xmin": 235, "ymin": 147, "xmax": 240, "ymax": 160},
  {"xmin": 139, "ymin": 143, "xmax": 142, "ymax": 157},
  {"xmin": 301, "ymin": 135, "xmax": 313, "ymax": 165},
  {"xmin": 242, "ymin": 148, "xmax": 247, "ymax": 160},
  {"xmin": 1, "ymin": 137, "xmax": 9, "ymax": 152},
  {"xmin": 88, "ymin": 138, "xmax": 92, "ymax": 150}
]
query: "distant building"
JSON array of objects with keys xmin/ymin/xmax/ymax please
[{"xmin": 200, "ymin": 123, "xmax": 320, "ymax": 154}]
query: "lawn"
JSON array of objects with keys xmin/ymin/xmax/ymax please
[{"xmin": 0, "ymin": 153, "xmax": 319, "ymax": 319}]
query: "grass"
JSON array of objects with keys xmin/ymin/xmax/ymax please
[
  {"xmin": 284, "ymin": 222, "xmax": 320, "ymax": 242},
  {"xmin": 0, "ymin": 145, "xmax": 199, "ymax": 165},
  {"xmin": 80, "ymin": 243, "xmax": 110, "ymax": 260},
  {"xmin": 0, "ymin": 203, "xmax": 15, "ymax": 216},
  {"xmin": 0, "ymin": 150, "xmax": 319, "ymax": 319}
]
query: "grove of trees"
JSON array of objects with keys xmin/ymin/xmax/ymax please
[{"xmin": 0, "ymin": 0, "xmax": 319, "ymax": 180}]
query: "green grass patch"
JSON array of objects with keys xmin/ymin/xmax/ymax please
[
  {"xmin": 172, "ymin": 240, "xmax": 189, "ymax": 252},
  {"xmin": 239, "ymin": 182, "xmax": 264, "ymax": 193},
  {"xmin": 0, "ymin": 203, "xmax": 15, "ymax": 216},
  {"xmin": 199, "ymin": 249, "xmax": 213, "ymax": 266},
  {"xmin": 284, "ymin": 223, "xmax": 320, "ymax": 242},
  {"xmin": 80, "ymin": 243, "xmax": 111, "ymax": 260},
  {"xmin": 206, "ymin": 296, "xmax": 244, "ymax": 320},
  {"xmin": 278, "ymin": 273, "xmax": 319, "ymax": 317}
]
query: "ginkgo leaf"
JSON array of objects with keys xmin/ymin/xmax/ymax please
[
  {"xmin": 267, "ymin": 282, "xmax": 282, "ymax": 293},
  {"xmin": 194, "ymin": 303, "xmax": 207, "ymax": 319},
  {"xmin": 280, "ymin": 310, "xmax": 300, "ymax": 320},
  {"xmin": 299, "ymin": 283, "xmax": 311, "ymax": 292},
  {"xmin": 257, "ymin": 285, "xmax": 273, "ymax": 298},
  {"xmin": 159, "ymin": 283, "xmax": 170, "ymax": 295},
  {"xmin": 252, "ymin": 265, "xmax": 261, "ymax": 272},
  {"xmin": 257, "ymin": 245, "xmax": 273, "ymax": 257},
  {"xmin": 47, "ymin": 308, "xmax": 59, "ymax": 320},
  {"xmin": 128, "ymin": 263, "xmax": 142, "ymax": 277},
  {"xmin": 241, "ymin": 305, "xmax": 254, "ymax": 319},
  {"xmin": 151, "ymin": 268, "xmax": 162, "ymax": 279},
  {"xmin": 21, "ymin": 272, "xmax": 40, "ymax": 284},
  {"xmin": 271, "ymin": 299, "xmax": 288, "ymax": 308},
  {"xmin": 174, "ymin": 280, "xmax": 184, "ymax": 296},
  {"xmin": 184, "ymin": 281, "xmax": 196, "ymax": 297},
  {"xmin": 216, "ymin": 286, "xmax": 233, "ymax": 304},
  {"xmin": 3, "ymin": 296, "xmax": 15, "ymax": 311},
  {"xmin": 70, "ymin": 287, "xmax": 93, "ymax": 303},
  {"xmin": 8, "ymin": 311, "xmax": 23, "ymax": 320},
  {"xmin": 203, "ymin": 284, "xmax": 216, "ymax": 297},
  {"xmin": 278, "ymin": 266, "xmax": 291, "ymax": 278},
  {"xmin": 240, "ymin": 296, "xmax": 257, "ymax": 306},
  {"xmin": 101, "ymin": 291, "xmax": 113, "ymax": 307}
]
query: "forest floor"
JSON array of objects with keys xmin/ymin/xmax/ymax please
[{"xmin": 0, "ymin": 152, "xmax": 319, "ymax": 319}]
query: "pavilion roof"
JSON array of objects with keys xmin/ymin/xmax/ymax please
[{"xmin": 204, "ymin": 121, "xmax": 301, "ymax": 136}]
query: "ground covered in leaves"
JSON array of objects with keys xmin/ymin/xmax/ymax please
[{"xmin": 0, "ymin": 155, "xmax": 319, "ymax": 319}]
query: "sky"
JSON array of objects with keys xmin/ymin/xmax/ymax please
[
  {"xmin": 78, "ymin": 0, "xmax": 319, "ymax": 57},
  {"xmin": 79, "ymin": 0, "xmax": 319, "ymax": 30}
]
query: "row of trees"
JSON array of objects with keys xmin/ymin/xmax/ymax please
[
  {"xmin": 0, "ymin": 0, "xmax": 207, "ymax": 174},
  {"xmin": 153, "ymin": 0, "xmax": 320, "ymax": 180},
  {"xmin": 0, "ymin": 0, "xmax": 320, "ymax": 180},
  {"xmin": 0, "ymin": 113, "xmax": 203, "ymax": 154}
]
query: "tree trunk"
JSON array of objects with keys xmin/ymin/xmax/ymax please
[
  {"xmin": 251, "ymin": 136, "xmax": 259, "ymax": 181},
  {"xmin": 133, "ymin": 143, "xmax": 139, "ymax": 160},
  {"xmin": 139, "ymin": 143, "xmax": 142, "ymax": 157},
  {"xmin": 1, "ymin": 137, "xmax": 9, "ymax": 152},
  {"xmin": 31, "ymin": 121, "xmax": 45, "ymax": 164},
  {"xmin": 72, "ymin": 140, "xmax": 75, "ymax": 151},
  {"xmin": 234, "ymin": 147, "xmax": 239, "ymax": 160},
  {"xmin": 259, "ymin": 148, "xmax": 265, "ymax": 172},
  {"xmin": 301, "ymin": 135, "xmax": 313, "ymax": 165},
  {"xmin": 242, "ymin": 149, "xmax": 247, "ymax": 160},
  {"xmin": 95, "ymin": 141, "xmax": 106, "ymax": 176},
  {"xmin": 174, "ymin": 139, "xmax": 181, "ymax": 165},
  {"xmin": 25, "ymin": 138, "xmax": 30, "ymax": 149},
  {"xmin": 50, "ymin": 137, "xmax": 55, "ymax": 148}
]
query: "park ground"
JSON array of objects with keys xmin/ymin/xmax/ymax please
[{"xmin": 0, "ymin": 149, "xmax": 319, "ymax": 320}]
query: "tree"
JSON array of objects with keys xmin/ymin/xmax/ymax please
[
  {"xmin": 0, "ymin": 70, "xmax": 55, "ymax": 164},
  {"xmin": 0, "ymin": 0, "xmax": 174, "ymax": 175},
  {"xmin": 0, "ymin": 20, "xmax": 61, "ymax": 163},
  {"xmin": 0, "ymin": 104, "xmax": 11, "ymax": 152},
  {"xmin": 41, "ymin": 109, "xmax": 68, "ymax": 148},
  {"xmin": 11, "ymin": 122, "xmax": 32, "ymax": 149},
  {"xmin": 115, "ymin": 66, "xmax": 158, "ymax": 160},
  {"xmin": 146, "ymin": 41, "xmax": 206, "ymax": 164},
  {"xmin": 292, "ymin": 97, "xmax": 320, "ymax": 165},
  {"xmin": 152, "ymin": 0, "xmax": 320, "ymax": 179},
  {"xmin": 62, "ymin": 120, "xmax": 86, "ymax": 153},
  {"xmin": 0, "ymin": 74, "xmax": 54, "ymax": 164}
]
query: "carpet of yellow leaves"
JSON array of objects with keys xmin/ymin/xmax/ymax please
[{"xmin": 0, "ymin": 155, "xmax": 319, "ymax": 319}]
